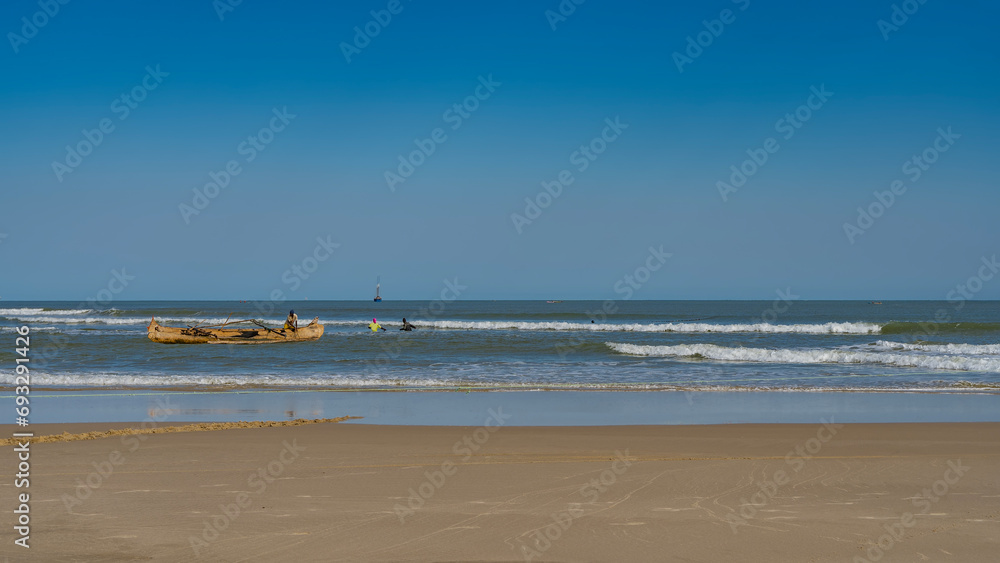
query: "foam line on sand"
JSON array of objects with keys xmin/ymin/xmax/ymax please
[{"xmin": 0, "ymin": 416, "xmax": 361, "ymax": 446}]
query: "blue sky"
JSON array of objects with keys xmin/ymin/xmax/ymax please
[{"xmin": 1, "ymin": 0, "xmax": 998, "ymax": 300}]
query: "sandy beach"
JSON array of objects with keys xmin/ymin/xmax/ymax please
[{"xmin": 3, "ymin": 421, "xmax": 998, "ymax": 562}]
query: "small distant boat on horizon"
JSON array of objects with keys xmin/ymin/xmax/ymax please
[
  {"xmin": 374, "ymin": 276, "xmax": 382, "ymax": 302},
  {"xmin": 869, "ymin": 301, "xmax": 883, "ymax": 305},
  {"xmin": 546, "ymin": 300, "xmax": 563, "ymax": 303}
]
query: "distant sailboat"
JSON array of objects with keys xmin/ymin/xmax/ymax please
[{"xmin": 374, "ymin": 276, "xmax": 382, "ymax": 302}]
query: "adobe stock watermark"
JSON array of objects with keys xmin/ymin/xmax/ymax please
[
  {"xmin": 852, "ymin": 459, "xmax": 969, "ymax": 562},
  {"xmin": 7, "ymin": 0, "xmax": 72, "ymax": 54},
  {"xmin": 179, "ymin": 106, "xmax": 296, "ymax": 224},
  {"xmin": 894, "ymin": 253, "xmax": 1000, "ymax": 348},
  {"xmin": 555, "ymin": 244, "xmax": 671, "ymax": 359},
  {"xmin": 33, "ymin": 267, "xmax": 136, "ymax": 371},
  {"xmin": 843, "ymin": 126, "xmax": 959, "ymax": 244},
  {"xmin": 515, "ymin": 450, "xmax": 632, "ymax": 561},
  {"xmin": 611, "ymin": 245, "xmax": 672, "ymax": 299},
  {"xmin": 717, "ymin": 84, "xmax": 833, "ymax": 202},
  {"xmin": 385, "ymin": 74, "xmax": 500, "ymax": 192},
  {"xmin": 51, "ymin": 65, "xmax": 169, "ymax": 182},
  {"xmin": 726, "ymin": 418, "xmax": 842, "ymax": 532},
  {"xmin": 62, "ymin": 397, "xmax": 177, "ymax": 512},
  {"xmin": 362, "ymin": 277, "xmax": 467, "ymax": 377},
  {"xmin": 544, "ymin": 0, "xmax": 587, "ymax": 31},
  {"xmin": 877, "ymin": 0, "xmax": 930, "ymax": 41},
  {"xmin": 672, "ymin": 0, "xmax": 750, "ymax": 73},
  {"xmin": 510, "ymin": 116, "xmax": 628, "ymax": 234},
  {"xmin": 757, "ymin": 287, "xmax": 799, "ymax": 324},
  {"xmin": 189, "ymin": 440, "xmax": 306, "ymax": 556},
  {"xmin": 213, "ymin": 0, "xmax": 244, "ymax": 21},
  {"xmin": 85, "ymin": 268, "xmax": 136, "ymax": 309},
  {"xmin": 393, "ymin": 407, "xmax": 511, "ymax": 522},
  {"xmin": 947, "ymin": 255, "xmax": 999, "ymax": 309},
  {"xmin": 340, "ymin": 0, "xmax": 412, "ymax": 63},
  {"xmin": 249, "ymin": 235, "xmax": 340, "ymax": 318},
  {"xmin": 555, "ymin": 244, "xmax": 681, "ymax": 393}
]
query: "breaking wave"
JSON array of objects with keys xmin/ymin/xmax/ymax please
[
  {"xmin": 606, "ymin": 342, "xmax": 1000, "ymax": 372},
  {"xmin": 0, "ymin": 307, "xmax": 93, "ymax": 316},
  {"xmin": 869, "ymin": 340, "xmax": 1000, "ymax": 356},
  {"xmin": 413, "ymin": 320, "xmax": 881, "ymax": 334},
  {"xmin": 25, "ymin": 371, "xmax": 1000, "ymax": 392}
]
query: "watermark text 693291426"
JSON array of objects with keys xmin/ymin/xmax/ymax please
[
  {"xmin": 13, "ymin": 325, "xmax": 33, "ymax": 549},
  {"xmin": 14, "ymin": 326, "xmax": 31, "ymax": 427}
]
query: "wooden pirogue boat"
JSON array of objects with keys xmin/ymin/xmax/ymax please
[{"xmin": 147, "ymin": 317, "xmax": 324, "ymax": 344}]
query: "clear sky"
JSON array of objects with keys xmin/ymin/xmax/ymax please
[{"xmin": 1, "ymin": 0, "xmax": 998, "ymax": 301}]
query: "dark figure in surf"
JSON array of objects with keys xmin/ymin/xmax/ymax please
[{"xmin": 400, "ymin": 318, "xmax": 417, "ymax": 331}]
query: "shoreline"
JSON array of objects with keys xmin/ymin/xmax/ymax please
[
  {"xmin": 8, "ymin": 389, "xmax": 1000, "ymax": 426},
  {"xmin": 5, "ymin": 418, "xmax": 1000, "ymax": 443},
  {"xmin": 23, "ymin": 383, "xmax": 1000, "ymax": 392}
]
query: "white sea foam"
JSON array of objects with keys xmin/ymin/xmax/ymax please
[
  {"xmin": 606, "ymin": 342, "xmax": 1000, "ymax": 372},
  {"xmin": 415, "ymin": 320, "xmax": 882, "ymax": 334},
  {"xmin": 26, "ymin": 371, "xmax": 999, "ymax": 392},
  {"xmin": 869, "ymin": 340, "xmax": 1000, "ymax": 356},
  {"xmin": 3, "ymin": 315, "xmax": 267, "ymax": 326},
  {"xmin": 0, "ymin": 308, "xmax": 92, "ymax": 316},
  {"xmin": 4, "ymin": 316, "xmax": 143, "ymax": 325},
  {"xmin": 30, "ymin": 373, "xmax": 460, "ymax": 388}
]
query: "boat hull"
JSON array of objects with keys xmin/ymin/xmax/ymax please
[{"xmin": 147, "ymin": 318, "xmax": 324, "ymax": 344}]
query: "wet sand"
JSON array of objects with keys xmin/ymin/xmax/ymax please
[{"xmin": 2, "ymin": 421, "xmax": 998, "ymax": 561}]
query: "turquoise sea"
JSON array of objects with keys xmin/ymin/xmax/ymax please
[{"xmin": 4, "ymin": 300, "xmax": 1000, "ymax": 393}]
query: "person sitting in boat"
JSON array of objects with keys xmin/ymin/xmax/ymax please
[
  {"xmin": 284, "ymin": 310, "xmax": 298, "ymax": 331},
  {"xmin": 400, "ymin": 318, "xmax": 417, "ymax": 331},
  {"xmin": 368, "ymin": 318, "xmax": 386, "ymax": 332}
]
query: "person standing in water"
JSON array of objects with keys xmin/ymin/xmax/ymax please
[
  {"xmin": 284, "ymin": 310, "xmax": 298, "ymax": 331},
  {"xmin": 400, "ymin": 318, "xmax": 417, "ymax": 331},
  {"xmin": 368, "ymin": 318, "xmax": 386, "ymax": 332}
]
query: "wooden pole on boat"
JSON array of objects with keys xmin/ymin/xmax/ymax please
[{"xmin": 251, "ymin": 319, "xmax": 287, "ymax": 337}]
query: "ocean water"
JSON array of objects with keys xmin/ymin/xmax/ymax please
[{"xmin": 3, "ymin": 300, "xmax": 1000, "ymax": 392}]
